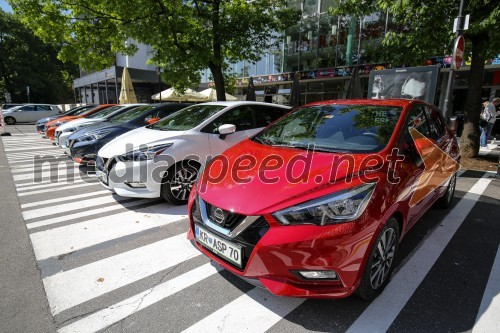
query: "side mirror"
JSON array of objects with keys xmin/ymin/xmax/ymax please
[
  {"xmin": 218, "ymin": 124, "xmax": 236, "ymax": 140},
  {"xmin": 447, "ymin": 116, "xmax": 458, "ymax": 134},
  {"xmin": 146, "ymin": 117, "xmax": 160, "ymax": 125}
]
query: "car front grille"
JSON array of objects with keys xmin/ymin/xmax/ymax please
[
  {"xmin": 192, "ymin": 198, "xmax": 270, "ymax": 271},
  {"xmin": 205, "ymin": 202, "xmax": 245, "ymax": 230}
]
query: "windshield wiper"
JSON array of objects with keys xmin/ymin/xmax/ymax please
[{"xmin": 312, "ymin": 146, "xmax": 352, "ymax": 153}]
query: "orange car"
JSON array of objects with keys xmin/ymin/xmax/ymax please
[{"xmin": 44, "ymin": 104, "xmax": 116, "ymax": 140}]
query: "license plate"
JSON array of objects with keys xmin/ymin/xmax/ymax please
[
  {"xmin": 195, "ymin": 225, "xmax": 242, "ymax": 267},
  {"xmin": 96, "ymin": 170, "xmax": 108, "ymax": 184}
]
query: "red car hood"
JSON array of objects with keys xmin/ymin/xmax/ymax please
[{"xmin": 197, "ymin": 139, "xmax": 382, "ymax": 215}]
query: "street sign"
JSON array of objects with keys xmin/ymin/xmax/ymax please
[{"xmin": 452, "ymin": 36, "xmax": 465, "ymax": 70}]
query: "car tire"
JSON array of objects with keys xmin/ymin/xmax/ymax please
[
  {"xmin": 356, "ymin": 217, "xmax": 400, "ymax": 301},
  {"xmin": 161, "ymin": 161, "xmax": 199, "ymax": 205},
  {"xmin": 4, "ymin": 116, "xmax": 16, "ymax": 125},
  {"xmin": 436, "ymin": 173, "xmax": 456, "ymax": 209}
]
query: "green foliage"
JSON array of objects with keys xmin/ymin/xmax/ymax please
[
  {"xmin": 0, "ymin": 9, "xmax": 79, "ymax": 103},
  {"xmin": 329, "ymin": 0, "xmax": 499, "ymax": 66},
  {"xmin": 10, "ymin": 0, "xmax": 300, "ymax": 98}
]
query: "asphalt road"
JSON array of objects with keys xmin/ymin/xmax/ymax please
[{"xmin": 0, "ymin": 124, "xmax": 499, "ymax": 333}]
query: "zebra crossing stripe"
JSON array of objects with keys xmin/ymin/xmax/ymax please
[
  {"xmin": 16, "ymin": 179, "xmax": 89, "ymax": 192},
  {"xmin": 345, "ymin": 175, "xmax": 492, "ymax": 333},
  {"xmin": 20, "ymin": 190, "xmax": 110, "ymax": 209},
  {"xmin": 57, "ymin": 263, "xmax": 222, "ymax": 333},
  {"xmin": 26, "ymin": 199, "xmax": 162, "ymax": 230},
  {"xmin": 182, "ymin": 287, "xmax": 305, "ymax": 333},
  {"xmin": 472, "ymin": 245, "xmax": 500, "ymax": 333},
  {"xmin": 29, "ymin": 203, "xmax": 187, "ymax": 260},
  {"xmin": 18, "ymin": 182, "xmax": 98, "ymax": 197},
  {"xmin": 22, "ymin": 195, "xmax": 137, "ymax": 220},
  {"xmin": 43, "ymin": 233, "xmax": 200, "ymax": 314}
]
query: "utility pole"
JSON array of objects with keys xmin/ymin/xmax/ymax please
[{"xmin": 442, "ymin": 0, "xmax": 467, "ymax": 119}]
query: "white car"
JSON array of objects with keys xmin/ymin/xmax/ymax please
[
  {"xmin": 55, "ymin": 104, "xmax": 145, "ymax": 149},
  {"xmin": 96, "ymin": 101, "xmax": 291, "ymax": 204},
  {"xmin": 2, "ymin": 104, "xmax": 60, "ymax": 124}
]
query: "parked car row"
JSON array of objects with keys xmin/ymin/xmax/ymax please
[{"xmin": 36, "ymin": 99, "xmax": 460, "ymax": 301}]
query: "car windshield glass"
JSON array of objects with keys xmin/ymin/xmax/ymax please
[
  {"xmin": 252, "ymin": 104, "xmax": 402, "ymax": 153},
  {"xmin": 5, "ymin": 106, "xmax": 22, "ymax": 111},
  {"xmin": 87, "ymin": 106, "xmax": 124, "ymax": 119},
  {"xmin": 152, "ymin": 105, "xmax": 225, "ymax": 131},
  {"xmin": 74, "ymin": 106, "xmax": 101, "ymax": 116},
  {"xmin": 109, "ymin": 105, "xmax": 156, "ymax": 123}
]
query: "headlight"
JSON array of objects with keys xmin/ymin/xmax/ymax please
[
  {"xmin": 273, "ymin": 183, "xmax": 376, "ymax": 226},
  {"xmin": 78, "ymin": 129, "xmax": 113, "ymax": 142},
  {"xmin": 119, "ymin": 143, "xmax": 173, "ymax": 162}
]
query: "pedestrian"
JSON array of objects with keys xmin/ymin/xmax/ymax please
[
  {"xmin": 480, "ymin": 98, "xmax": 499, "ymax": 147},
  {"xmin": 487, "ymin": 97, "xmax": 500, "ymax": 141}
]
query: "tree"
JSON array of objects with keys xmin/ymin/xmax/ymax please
[
  {"xmin": 10, "ymin": 0, "xmax": 299, "ymax": 102},
  {"xmin": 0, "ymin": 10, "xmax": 78, "ymax": 104},
  {"xmin": 330, "ymin": 0, "xmax": 500, "ymax": 157}
]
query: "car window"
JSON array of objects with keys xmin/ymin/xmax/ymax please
[
  {"xmin": 110, "ymin": 105, "xmax": 156, "ymax": 123},
  {"xmin": 87, "ymin": 105, "xmax": 124, "ymax": 118},
  {"xmin": 21, "ymin": 105, "xmax": 36, "ymax": 111},
  {"xmin": 153, "ymin": 104, "xmax": 225, "ymax": 131},
  {"xmin": 205, "ymin": 106, "xmax": 254, "ymax": 133},
  {"xmin": 253, "ymin": 105, "xmax": 288, "ymax": 128},
  {"xmin": 155, "ymin": 105, "xmax": 188, "ymax": 119},
  {"xmin": 425, "ymin": 106, "xmax": 445, "ymax": 139},
  {"xmin": 36, "ymin": 105, "xmax": 50, "ymax": 111},
  {"xmin": 253, "ymin": 104, "xmax": 402, "ymax": 153},
  {"xmin": 406, "ymin": 106, "xmax": 432, "ymax": 139}
]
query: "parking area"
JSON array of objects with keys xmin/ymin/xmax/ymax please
[{"xmin": 1, "ymin": 124, "xmax": 499, "ymax": 333}]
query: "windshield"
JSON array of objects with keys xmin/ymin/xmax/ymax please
[
  {"xmin": 110, "ymin": 105, "xmax": 156, "ymax": 123},
  {"xmin": 252, "ymin": 104, "xmax": 402, "ymax": 153},
  {"xmin": 87, "ymin": 105, "xmax": 124, "ymax": 119},
  {"xmin": 74, "ymin": 105, "xmax": 102, "ymax": 116},
  {"xmin": 152, "ymin": 104, "xmax": 225, "ymax": 131}
]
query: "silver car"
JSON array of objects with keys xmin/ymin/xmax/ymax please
[{"xmin": 2, "ymin": 104, "xmax": 61, "ymax": 125}]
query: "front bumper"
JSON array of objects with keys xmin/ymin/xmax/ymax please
[
  {"xmin": 187, "ymin": 193, "xmax": 376, "ymax": 299},
  {"xmin": 94, "ymin": 156, "xmax": 166, "ymax": 198}
]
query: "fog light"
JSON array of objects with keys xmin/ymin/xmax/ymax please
[
  {"xmin": 298, "ymin": 270, "xmax": 338, "ymax": 280},
  {"xmin": 126, "ymin": 182, "xmax": 147, "ymax": 188}
]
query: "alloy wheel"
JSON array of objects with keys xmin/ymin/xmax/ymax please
[
  {"xmin": 370, "ymin": 227, "xmax": 396, "ymax": 289},
  {"xmin": 169, "ymin": 167, "xmax": 198, "ymax": 201}
]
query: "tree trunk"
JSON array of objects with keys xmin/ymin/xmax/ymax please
[
  {"xmin": 208, "ymin": 61, "xmax": 226, "ymax": 101},
  {"xmin": 459, "ymin": 33, "xmax": 489, "ymax": 157},
  {"xmin": 209, "ymin": 0, "xmax": 226, "ymax": 101}
]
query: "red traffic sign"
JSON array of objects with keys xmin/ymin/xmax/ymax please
[{"xmin": 452, "ymin": 36, "xmax": 465, "ymax": 70}]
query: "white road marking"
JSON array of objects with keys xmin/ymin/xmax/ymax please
[
  {"xmin": 18, "ymin": 182, "xmax": 98, "ymax": 197},
  {"xmin": 25, "ymin": 200, "xmax": 164, "ymax": 230},
  {"xmin": 30, "ymin": 203, "xmax": 187, "ymax": 260},
  {"xmin": 43, "ymin": 233, "xmax": 200, "ymax": 314},
  {"xmin": 16, "ymin": 179, "xmax": 88, "ymax": 192},
  {"xmin": 20, "ymin": 190, "xmax": 110, "ymax": 209},
  {"xmin": 23, "ymin": 195, "xmax": 136, "ymax": 220},
  {"xmin": 346, "ymin": 176, "xmax": 492, "ymax": 333},
  {"xmin": 58, "ymin": 263, "xmax": 221, "ymax": 333},
  {"xmin": 472, "ymin": 245, "xmax": 500, "ymax": 333},
  {"xmin": 182, "ymin": 287, "xmax": 305, "ymax": 333}
]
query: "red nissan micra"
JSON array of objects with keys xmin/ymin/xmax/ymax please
[{"xmin": 187, "ymin": 99, "xmax": 460, "ymax": 300}]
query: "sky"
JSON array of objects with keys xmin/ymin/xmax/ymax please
[{"xmin": 0, "ymin": 0, "xmax": 12, "ymax": 13}]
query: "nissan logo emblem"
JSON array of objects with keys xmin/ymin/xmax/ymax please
[{"xmin": 213, "ymin": 208, "xmax": 225, "ymax": 225}]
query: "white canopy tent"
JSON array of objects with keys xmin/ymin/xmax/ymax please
[
  {"xmin": 198, "ymin": 88, "xmax": 238, "ymax": 101},
  {"xmin": 151, "ymin": 88, "xmax": 206, "ymax": 102}
]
